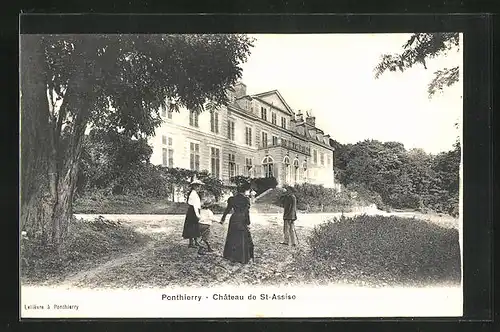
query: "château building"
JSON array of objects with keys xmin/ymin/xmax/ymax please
[{"xmin": 149, "ymin": 82, "xmax": 337, "ymax": 188}]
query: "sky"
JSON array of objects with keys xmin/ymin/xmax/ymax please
[{"xmin": 239, "ymin": 34, "xmax": 462, "ymax": 154}]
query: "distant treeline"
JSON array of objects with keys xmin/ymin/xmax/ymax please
[{"xmin": 331, "ymin": 139, "xmax": 460, "ymax": 216}]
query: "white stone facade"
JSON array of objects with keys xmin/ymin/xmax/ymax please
[{"xmin": 149, "ymin": 82, "xmax": 336, "ymax": 188}]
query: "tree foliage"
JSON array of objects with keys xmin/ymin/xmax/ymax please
[
  {"xmin": 77, "ymin": 129, "xmax": 153, "ymax": 193},
  {"xmin": 374, "ymin": 33, "xmax": 460, "ymax": 98},
  {"xmin": 334, "ymin": 139, "xmax": 460, "ymax": 215},
  {"xmin": 78, "ymin": 134, "xmax": 226, "ymax": 202},
  {"xmin": 20, "ymin": 34, "xmax": 254, "ymax": 251}
]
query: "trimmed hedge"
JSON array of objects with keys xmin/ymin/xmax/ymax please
[{"xmin": 293, "ymin": 214, "xmax": 461, "ymax": 286}]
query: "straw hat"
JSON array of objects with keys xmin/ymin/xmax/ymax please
[{"xmin": 190, "ymin": 179, "xmax": 204, "ymax": 185}]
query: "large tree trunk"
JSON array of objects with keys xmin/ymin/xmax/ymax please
[
  {"xmin": 51, "ymin": 156, "xmax": 81, "ymax": 249},
  {"xmin": 20, "ymin": 35, "xmax": 53, "ymax": 245},
  {"xmin": 21, "ymin": 36, "xmax": 95, "ymax": 254}
]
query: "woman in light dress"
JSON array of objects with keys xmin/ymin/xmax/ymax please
[{"xmin": 182, "ymin": 179, "xmax": 203, "ymax": 248}]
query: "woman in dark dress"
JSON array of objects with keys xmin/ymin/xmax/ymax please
[
  {"xmin": 182, "ymin": 179, "xmax": 203, "ymax": 248},
  {"xmin": 220, "ymin": 182, "xmax": 254, "ymax": 264}
]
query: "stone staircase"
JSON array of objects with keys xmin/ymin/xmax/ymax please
[{"xmin": 250, "ymin": 187, "xmax": 285, "ymax": 214}]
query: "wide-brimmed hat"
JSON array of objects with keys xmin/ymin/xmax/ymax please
[
  {"xmin": 237, "ymin": 181, "xmax": 251, "ymax": 192},
  {"xmin": 190, "ymin": 179, "xmax": 204, "ymax": 185}
]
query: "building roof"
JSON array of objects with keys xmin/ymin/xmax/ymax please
[
  {"xmin": 251, "ymin": 90, "xmax": 295, "ymax": 116},
  {"xmin": 232, "ymin": 85, "xmax": 335, "ymax": 150}
]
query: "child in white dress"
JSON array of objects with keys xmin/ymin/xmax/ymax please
[{"xmin": 198, "ymin": 199, "xmax": 219, "ymax": 254}]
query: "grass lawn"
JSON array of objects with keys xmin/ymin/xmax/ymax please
[
  {"xmin": 20, "ymin": 217, "xmax": 151, "ymax": 285},
  {"xmin": 74, "ymin": 194, "xmax": 228, "ymax": 215}
]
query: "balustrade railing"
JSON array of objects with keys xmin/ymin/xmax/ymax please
[{"xmin": 259, "ymin": 140, "xmax": 311, "ymax": 156}]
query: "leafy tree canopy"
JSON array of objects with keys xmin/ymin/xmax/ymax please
[
  {"xmin": 40, "ymin": 34, "xmax": 255, "ymax": 139},
  {"xmin": 20, "ymin": 33, "xmax": 254, "ymax": 249},
  {"xmin": 333, "ymin": 139, "xmax": 460, "ymax": 215},
  {"xmin": 374, "ymin": 33, "xmax": 460, "ymax": 98}
]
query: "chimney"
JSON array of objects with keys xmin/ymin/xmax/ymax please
[
  {"xmin": 324, "ymin": 134, "xmax": 330, "ymax": 144},
  {"xmin": 305, "ymin": 115, "xmax": 316, "ymax": 127},
  {"xmin": 234, "ymin": 82, "xmax": 247, "ymax": 99},
  {"xmin": 296, "ymin": 111, "xmax": 304, "ymax": 123}
]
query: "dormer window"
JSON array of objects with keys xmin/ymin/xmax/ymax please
[
  {"xmin": 261, "ymin": 107, "xmax": 267, "ymax": 121},
  {"xmin": 281, "ymin": 117, "xmax": 287, "ymax": 129}
]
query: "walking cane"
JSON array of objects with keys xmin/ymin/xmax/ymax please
[{"xmin": 293, "ymin": 222, "xmax": 300, "ymax": 246}]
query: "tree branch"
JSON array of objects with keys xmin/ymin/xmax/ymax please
[
  {"xmin": 427, "ymin": 67, "xmax": 459, "ymax": 98},
  {"xmin": 374, "ymin": 33, "xmax": 459, "ymax": 79}
]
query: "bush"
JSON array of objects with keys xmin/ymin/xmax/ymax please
[
  {"xmin": 230, "ymin": 176, "xmax": 277, "ymax": 196},
  {"xmin": 117, "ymin": 164, "xmax": 172, "ymax": 197},
  {"xmin": 252, "ymin": 177, "xmax": 278, "ymax": 195},
  {"xmin": 78, "ymin": 165, "xmax": 225, "ymax": 203},
  {"xmin": 422, "ymin": 191, "xmax": 459, "ymax": 218},
  {"xmin": 230, "ymin": 175, "xmax": 252, "ymax": 187},
  {"xmin": 298, "ymin": 215, "xmax": 461, "ymax": 286},
  {"xmin": 281, "ymin": 183, "xmax": 353, "ymax": 212},
  {"xmin": 73, "ymin": 192, "xmax": 231, "ymax": 215},
  {"xmin": 20, "ymin": 216, "xmax": 149, "ymax": 283},
  {"xmin": 344, "ymin": 182, "xmax": 386, "ymax": 209}
]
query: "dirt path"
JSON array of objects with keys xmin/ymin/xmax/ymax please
[
  {"xmin": 75, "ymin": 210, "xmax": 459, "ymax": 230},
  {"xmin": 59, "ymin": 241, "xmax": 157, "ymax": 288},
  {"xmin": 52, "ymin": 211, "xmax": 458, "ymax": 289},
  {"xmin": 49, "ymin": 215, "xmax": 312, "ymax": 288}
]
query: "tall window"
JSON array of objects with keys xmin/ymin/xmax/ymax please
[
  {"xmin": 245, "ymin": 127, "xmax": 252, "ymax": 146},
  {"xmin": 245, "ymin": 158, "xmax": 253, "ymax": 177},
  {"xmin": 262, "ymin": 156, "xmax": 274, "ymax": 178},
  {"xmin": 282, "ymin": 138, "xmax": 287, "ymax": 147},
  {"xmin": 261, "ymin": 132, "xmax": 268, "ymax": 148},
  {"xmin": 271, "ymin": 112, "xmax": 277, "ymax": 125},
  {"xmin": 313, "ymin": 149, "xmax": 318, "ymax": 164},
  {"xmin": 283, "ymin": 156, "xmax": 290, "ymax": 183},
  {"xmin": 210, "ymin": 111, "xmax": 219, "ymax": 133},
  {"xmin": 261, "ymin": 107, "xmax": 267, "ymax": 121},
  {"xmin": 293, "ymin": 159, "xmax": 299, "ymax": 183},
  {"xmin": 320, "ymin": 153, "xmax": 324, "ymax": 165},
  {"xmin": 228, "ymin": 153, "xmax": 236, "ymax": 179},
  {"xmin": 227, "ymin": 120, "xmax": 235, "ymax": 141},
  {"xmin": 281, "ymin": 117, "xmax": 287, "ymax": 129},
  {"xmin": 189, "ymin": 110, "xmax": 199, "ymax": 127},
  {"xmin": 327, "ymin": 155, "xmax": 331, "ymax": 166},
  {"xmin": 210, "ymin": 147, "xmax": 220, "ymax": 178},
  {"xmin": 162, "ymin": 136, "xmax": 174, "ymax": 167},
  {"xmin": 303, "ymin": 161, "xmax": 308, "ymax": 182},
  {"xmin": 189, "ymin": 142, "xmax": 200, "ymax": 171},
  {"xmin": 272, "ymin": 135, "xmax": 278, "ymax": 146}
]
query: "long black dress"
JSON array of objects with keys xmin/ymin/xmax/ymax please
[
  {"xmin": 221, "ymin": 193, "xmax": 254, "ymax": 264},
  {"xmin": 182, "ymin": 191, "xmax": 201, "ymax": 239}
]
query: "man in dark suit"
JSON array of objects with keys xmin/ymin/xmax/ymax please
[{"xmin": 280, "ymin": 186, "xmax": 298, "ymax": 247}]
